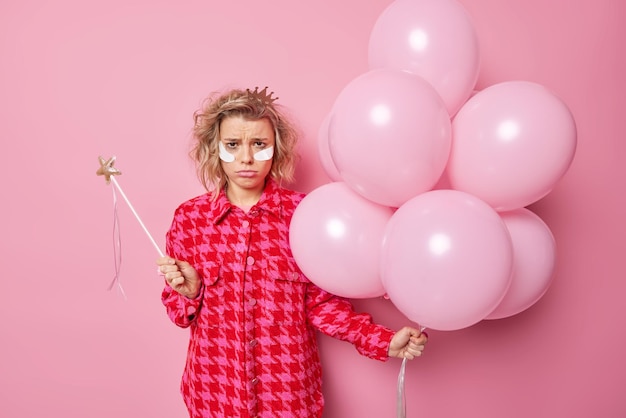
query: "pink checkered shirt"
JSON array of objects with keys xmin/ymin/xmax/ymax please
[{"xmin": 162, "ymin": 179, "xmax": 395, "ymax": 417}]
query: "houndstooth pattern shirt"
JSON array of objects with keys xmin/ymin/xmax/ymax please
[{"xmin": 162, "ymin": 179, "xmax": 395, "ymax": 418}]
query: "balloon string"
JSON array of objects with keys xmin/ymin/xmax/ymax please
[
  {"xmin": 110, "ymin": 176, "xmax": 164, "ymax": 257},
  {"xmin": 397, "ymin": 326, "xmax": 427, "ymax": 418},
  {"xmin": 397, "ymin": 357, "xmax": 407, "ymax": 418},
  {"xmin": 107, "ymin": 185, "xmax": 127, "ymax": 300}
]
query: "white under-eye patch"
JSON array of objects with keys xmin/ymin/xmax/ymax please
[
  {"xmin": 254, "ymin": 146, "xmax": 274, "ymax": 161},
  {"xmin": 218, "ymin": 142, "xmax": 235, "ymax": 162},
  {"xmin": 219, "ymin": 142, "xmax": 274, "ymax": 162}
]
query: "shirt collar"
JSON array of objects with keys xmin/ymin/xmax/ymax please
[{"xmin": 210, "ymin": 178, "xmax": 284, "ymax": 224}]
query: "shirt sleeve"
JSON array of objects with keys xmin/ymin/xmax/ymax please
[
  {"xmin": 305, "ymin": 283, "xmax": 395, "ymax": 362},
  {"xmin": 161, "ymin": 205, "xmax": 205, "ymax": 328}
]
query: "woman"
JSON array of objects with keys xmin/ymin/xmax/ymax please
[{"xmin": 156, "ymin": 87, "xmax": 427, "ymax": 417}]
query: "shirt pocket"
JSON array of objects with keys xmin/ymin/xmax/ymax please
[
  {"xmin": 261, "ymin": 256, "xmax": 309, "ymax": 326},
  {"xmin": 196, "ymin": 262, "xmax": 224, "ymax": 329}
]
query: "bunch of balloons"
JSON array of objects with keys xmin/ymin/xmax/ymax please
[{"xmin": 290, "ymin": 0, "xmax": 576, "ymax": 331}]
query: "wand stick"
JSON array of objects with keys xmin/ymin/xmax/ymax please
[
  {"xmin": 109, "ymin": 176, "xmax": 164, "ymax": 257},
  {"xmin": 97, "ymin": 155, "xmax": 165, "ymax": 257}
]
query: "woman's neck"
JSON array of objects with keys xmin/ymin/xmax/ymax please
[{"xmin": 225, "ymin": 183, "xmax": 264, "ymax": 207}]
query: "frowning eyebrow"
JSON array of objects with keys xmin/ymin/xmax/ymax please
[{"xmin": 220, "ymin": 137, "xmax": 270, "ymax": 142}]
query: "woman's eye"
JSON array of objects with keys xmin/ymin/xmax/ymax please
[
  {"xmin": 226, "ymin": 142, "xmax": 237, "ymax": 149},
  {"xmin": 254, "ymin": 141, "xmax": 266, "ymax": 148}
]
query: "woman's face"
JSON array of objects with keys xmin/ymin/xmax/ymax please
[{"xmin": 218, "ymin": 115, "xmax": 275, "ymax": 194}]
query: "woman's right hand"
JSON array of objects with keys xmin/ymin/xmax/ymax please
[{"xmin": 156, "ymin": 256, "xmax": 202, "ymax": 299}]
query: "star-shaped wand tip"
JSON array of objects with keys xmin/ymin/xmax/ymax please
[{"xmin": 96, "ymin": 155, "xmax": 122, "ymax": 184}]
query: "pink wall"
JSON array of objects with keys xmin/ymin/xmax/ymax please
[{"xmin": 1, "ymin": 0, "xmax": 624, "ymax": 417}]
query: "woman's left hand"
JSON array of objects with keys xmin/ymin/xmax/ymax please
[{"xmin": 388, "ymin": 326, "xmax": 428, "ymax": 360}]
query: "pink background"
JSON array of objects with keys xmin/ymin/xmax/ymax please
[{"xmin": 1, "ymin": 0, "xmax": 624, "ymax": 417}]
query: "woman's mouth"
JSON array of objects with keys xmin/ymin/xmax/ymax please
[{"xmin": 236, "ymin": 170, "xmax": 257, "ymax": 178}]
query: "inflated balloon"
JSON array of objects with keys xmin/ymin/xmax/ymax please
[
  {"xmin": 317, "ymin": 113, "xmax": 342, "ymax": 182},
  {"xmin": 486, "ymin": 208, "xmax": 557, "ymax": 320},
  {"xmin": 329, "ymin": 68, "xmax": 451, "ymax": 208},
  {"xmin": 368, "ymin": 0, "xmax": 480, "ymax": 116},
  {"xmin": 290, "ymin": 182, "xmax": 394, "ymax": 298},
  {"xmin": 381, "ymin": 189, "xmax": 513, "ymax": 331},
  {"xmin": 447, "ymin": 81, "xmax": 577, "ymax": 211}
]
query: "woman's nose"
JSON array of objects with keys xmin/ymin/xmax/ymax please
[{"xmin": 240, "ymin": 145, "xmax": 254, "ymax": 163}]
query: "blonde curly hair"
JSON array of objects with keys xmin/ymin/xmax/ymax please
[{"xmin": 190, "ymin": 88, "xmax": 299, "ymax": 195}]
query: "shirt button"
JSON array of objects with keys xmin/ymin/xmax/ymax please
[
  {"xmin": 242, "ymin": 220, "xmax": 249, "ymax": 228},
  {"xmin": 251, "ymin": 377, "xmax": 259, "ymax": 385},
  {"xmin": 248, "ymin": 298, "xmax": 257, "ymax": 306},
  {"xmin": 247, "ymin": 256, "xmax": 255, "ymax": 265},
  {"xmin": 250, "ymin": 339, "xmax": 258, "ymax": 347}
]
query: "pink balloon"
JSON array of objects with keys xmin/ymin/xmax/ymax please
[
  {"xmin": 447, "ymin": 81, "xmax": 577, "ymax": 211},
  {"xmin": 381, "ymin": 190, "xmax": 513, "ymax": 330},
  {"xmin": 368, "ymin": 0, "xmax": 480, "ymax": 116},
  {"xmin": 486, "ymin": 208, "xmax": 557, "ymax": 320},
  {"xmin": 317, "ymin": 113, "xmax": 342, "ymax": 182},
  {"xmin": 329, "ymin": 68, "xmax": 451, "ymax": 208},
  {"xmin": 289, "ymin": 182, "xmax": 394, "ymax": 298}
]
